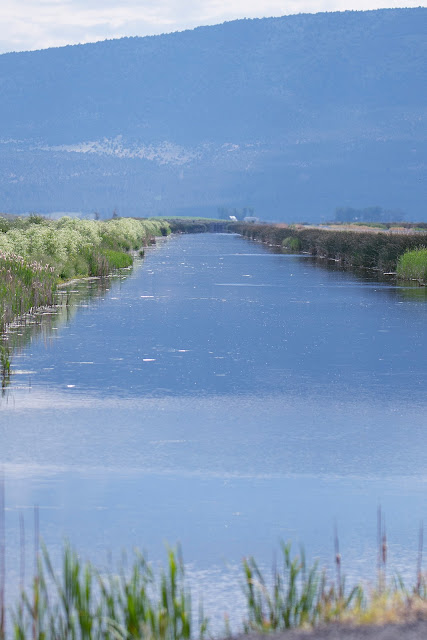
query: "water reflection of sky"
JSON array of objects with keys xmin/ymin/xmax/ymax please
[
  {"xmin": 5, "ymin": 236, "xmax": 427, "ymax": 400},
  {"xmin": 1, "ymin": 233, "xmax": 426, "ymax": 630}
]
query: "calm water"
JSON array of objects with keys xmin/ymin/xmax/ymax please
[{"xmin": 1, "ymin": 233, "xmax": 426, "ymax": 629}]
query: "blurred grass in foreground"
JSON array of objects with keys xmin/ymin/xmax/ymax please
[{"xmin": 1, "ymin": 531, "xmax": 424, "ymax": 640}]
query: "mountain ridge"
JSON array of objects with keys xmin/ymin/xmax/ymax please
[
  {"xmin": 0, "ymin": 8, "xmax": 411, "ymax": 57},
  {"xmin": 0, "ymin": 7, "xmax": 425, "ymax": 220}
]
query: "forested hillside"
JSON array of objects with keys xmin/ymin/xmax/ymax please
[{"xmin": 0, "ymin": 8, "xmax": 425, "ymax": 220}]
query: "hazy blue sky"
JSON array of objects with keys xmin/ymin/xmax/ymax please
[{"xmin": 0, "ymin": 0, "xmax": 425, "ymax": 53}]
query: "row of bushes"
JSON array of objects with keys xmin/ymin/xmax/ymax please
[
  {"xmin": 0, "ymin": 216, "xmax": 170, "ymax": 331},
  {"xmin": 0, "ymin": 216, "xmax": 170, "ymax": 280},
  {"xmin": 236, "ymin": 224, "xmax": 427, "ymax": 275},
  {"xmin": 165, "ymin": 218, "xmax": 228, "ymax": 234}
]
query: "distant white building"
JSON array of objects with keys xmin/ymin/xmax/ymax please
[{"xmin": 229, "ymin": 215, "xmax": 238, "ymax": 222}]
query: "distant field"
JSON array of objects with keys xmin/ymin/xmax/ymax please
[{"xmin": 314, "ymin": 223, "xmax": 427, "ymax": 235}]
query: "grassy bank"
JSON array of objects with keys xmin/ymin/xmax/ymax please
[
  {"xmin": 397, "ymin": 249, "xmax": 427, "ymax": 283},
  {"xmin": 1, "ymin": 538, "xmax": 425, "ymax": 639},
  {"xmin": 0, "ymin": 252, "xmax": 57, "ymax": 331},
  {"xmin": 0, "ymin": 216, "xmax": 170, "ymax": 332},
  {"xmin": 235, "ymin": 223, "xmax": 427, "ymax": 276}
]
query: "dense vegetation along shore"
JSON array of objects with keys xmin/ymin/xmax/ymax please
[
  {"xmin": 1, "ymin": 539, "xmax": 425, "ymax": 639},
  {"xmin": 235, "ymin": 223, "xmax": 427, "ymax": 283},
  {"xmin": 3, "ymin": 216, "xmax": 427, "ymax": 338},
  {"xmin": 0, "ymin": 215, "xmax": 170, "ymax": 333},
  {"xmin": 158, "ymin": 217, "xmax": 230, "ymax": 234}
]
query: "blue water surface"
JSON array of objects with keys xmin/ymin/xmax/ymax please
[{"xmin": 1, "ymin": 233, "xmax": 426, "ymax": 630}]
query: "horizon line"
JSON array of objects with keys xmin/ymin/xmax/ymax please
[{"xmin": 0, "ymin": 5, "xmax": 420, "ymax": 57}]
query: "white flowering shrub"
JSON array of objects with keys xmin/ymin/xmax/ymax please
[
  {"xmin": 0, "ymin": 233, "xmax": 14, "ymax": 254},
  {"xmin": 101, "ymin": 218, "xmax": 168, "ymax": 250},
  {"xmin": 4, "ymin": 229, "xmax": 30, "ymax": 257},
  {"xmin": 0, "ymin": 215, "xmax": 170, "ymax": 279},
  {"xmin": 57, "ymin": 217, "xmax": 103, "ymax": 248},
  {"xmin": 0, "ymin": 214, "xmax": 170, "ymax": 328}
]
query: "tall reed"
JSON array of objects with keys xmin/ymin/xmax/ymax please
[
  {"xmin": 11, "ymin": 545, "xmax": 205, "ymax": 640},
  {"xmin": 0, "ymin": 486, "xmax": 425, "ymax": 638},
  {"xmin": 0, "ymin": 252, "xmax": 56, "ymax": 333},
  {"xmin": 242, "ymin": 542, "xmax": 363, "ymax": 632},
  {"xmin": 0, "ymin": 534, "xmax": 423, "ymax": 639}
]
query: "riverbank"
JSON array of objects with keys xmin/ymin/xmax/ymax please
[
  {"xmin": 161, "ymin": 217, "xmax": 230, "ymax": 234},
  {"xmin": 0, "ymin": 215, "xmax": 170, "ymax": 333},
  {"xmin": 234, "ymin": 223, "xmax": 427, "ymax": 283}
]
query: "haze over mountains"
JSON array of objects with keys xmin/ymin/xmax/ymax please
[{"xmin": 0, "ymin": 7, "xmax": 425, "ymax": 221}]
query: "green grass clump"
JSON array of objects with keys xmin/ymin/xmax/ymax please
[
  {"xmin": 397, "ymin": 248, "xmax": 427, "ymax": 283},
  {"xmin": 282, "ymin": 236, "xmax": 302, "ymax": 252},
  {"xmin": 103, "ymin": 249, "xmax": 133, "ymax": 270},
  {"xmin": 242, "ymin": 542, "xmax": 363, "ymax": 633},
  {"xmin": 11, "ymin": 546, "xmax": 205, "ymax": 640}
]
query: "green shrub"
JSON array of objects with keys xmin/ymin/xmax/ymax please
[
  {"xmin": 282, "ymin": 236, "xmax": 302, "ymax": 251},
  {"xmin": 397, "ymin": 248, "xmax": 427, "ymax": 282},
  {"xmin": 103, "ymin": 249, "xmax": 133, "ymax": 269}
]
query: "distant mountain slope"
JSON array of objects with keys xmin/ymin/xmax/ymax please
[{"xmin": 0, "ymin": 8, "xmax": 425, "ymax": 220}]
